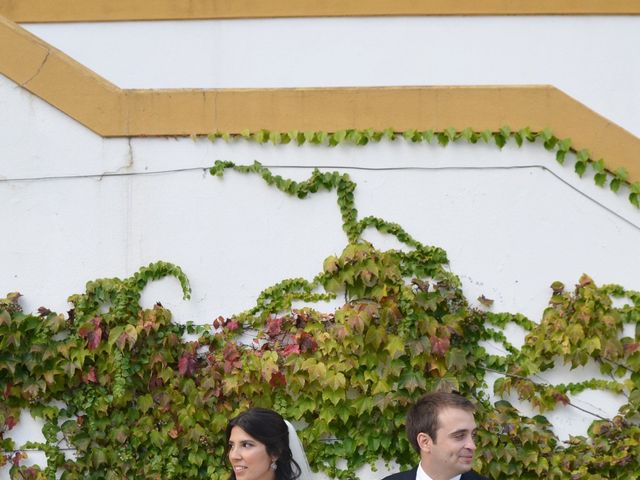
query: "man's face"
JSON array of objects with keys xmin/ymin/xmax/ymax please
[{"xmin": 418, "ymin": 407, "xmax": 477, "ymax": 480}]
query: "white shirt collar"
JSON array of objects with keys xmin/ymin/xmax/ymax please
[{"xmin": 416, "ymin": 462, "xmax": 462, "ymax": 480}]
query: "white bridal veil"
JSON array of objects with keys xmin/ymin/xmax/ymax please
[{"xmin": 285, "ymin": 420, "xmax": 313, "ymax": 480}]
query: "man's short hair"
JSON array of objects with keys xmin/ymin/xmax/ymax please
[{"xmin": 406, "ymin": 392, "xmax": 476, "ymax": 452}]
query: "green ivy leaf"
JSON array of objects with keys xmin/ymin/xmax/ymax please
[
  {"xmin": 540, "ymin": 128, "xmax": 554, "ymax": 142},
  {"xmin": 610, "ymin": 177, "xmax": 622, "ymax": 193},
  {"xmin": 514, "ymin": 132, "xmax": 523, "ymax": 147},
  {"xmin": 543, "ymin": 136, "xmax": 558, "ymax": 151},
  {"xmin": 423, "ymin": 130, "xmax": 435, "ymax": 143},
  {"xmin": 480, "ymin": 130, "xmax": 492, "ymax": 143},
  {"xmin": 269, "ymin": 131, "xmax": 282, "ymax": 145},
  {"xmin": 594, "ymin": 172, "xmax": 607, "ymax": 187},
  {"xmin": 444, "ymin": 127, "xmax": 457, "ymax": 142},
  {"xmin": 403, "ymin": 129, "xmax": 417, "ymax": 142},
  {"xmin": 385, "ymin": 334, "xmax": 406, "ymax": 359},
  {"xmin": 460, "ymin": 128, "xmax": 475, "ymax": 143},
  {"xmin": 437, "ymin": 132, "xmax": 450, "ymax": 146},
  {"xmin": 592, "ymin": 158, "xmax": 605, "ymax": 173},
  {"xmin": 557, "ymin": 138, "xmax": 572, "ymax": 152},
  {"xmin": 615, "ymin": 167, "xmax": 629, "ymax": 181},
  {"xmin": 493, "ymin": 132, "xmax": 506, "ymax": 149},
  {"xmin": 576, "ymin": 149, "xmax": 590, "ymax": 163},
  {"xmin": 137, "ymin": 394, "xmax": 154, "ymax": 413},
  {"xmin": 383, "ymin": 128, "xmax": 396, "ymax": 141}
]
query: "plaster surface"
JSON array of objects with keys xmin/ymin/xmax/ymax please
[
  {"xmin": 23, "ymin": 16, "xmax": 640, "ymax": 137},
  {"xmin": 2, "ymin": 14, "xmax": 640, "ymax": 479}
]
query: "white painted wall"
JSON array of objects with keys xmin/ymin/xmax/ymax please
[
  {"xmin": 2, "ymin": 15, "xmax": 640, "ymax": 479},
  {"xmin": 24, "ymin": 16, "xmax": 640, "ymax": 137}
]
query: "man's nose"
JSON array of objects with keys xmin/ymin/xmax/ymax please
[{"xmin": 465, "ymin": 436, "xmax": 476, "ymax": 450}]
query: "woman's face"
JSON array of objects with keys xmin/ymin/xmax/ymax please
[{"xmin": 228, "ymin": 426, "xmax": 277, "ymax": 480}]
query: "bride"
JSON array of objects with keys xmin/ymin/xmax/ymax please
[{"xmin": 226, "ymin": 407, "xmax": 313, "ymax": 480}]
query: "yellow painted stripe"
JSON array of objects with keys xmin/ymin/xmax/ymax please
[
  {"xmin": 1, "ymin": 14, "xmax": 639, "ymax": 183},
  {"xmin": 1, "ymin": 0, "xmax": 639, "ymax": 22}
]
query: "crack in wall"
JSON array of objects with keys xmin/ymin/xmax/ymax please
[
  {"xmin": 126, "ymin": 137, "xmax": 134, "ymax": 169},
  {"xmin": 21, "ymin": 51, "xmax": 50, "ymax": 87},
  {"xmin": 97, "ymin": 138, "xmax": 134, "ymax": 180}
]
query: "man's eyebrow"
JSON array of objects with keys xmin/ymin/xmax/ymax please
[{"xmin": 449, "ymin": 428, "xmax": 478, "ymax": 437}]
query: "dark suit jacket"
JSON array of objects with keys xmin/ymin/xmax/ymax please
[{"xmin": 381, "ymin": 466, "xmax": 488, "ymax": 480}]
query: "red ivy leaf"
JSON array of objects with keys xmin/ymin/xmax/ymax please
[
  {"xmin": 269, "ymin": 371, "xmax": 287, "ymax": 388},
  {"xmin": 297, "ymin": 332, "xmax": 318, "ymax": 353},
  {"xmin": 213, "ymin": 316, "xmax": 225, "ymax": 329},
  {"xmin": 87, "ymin": 327, "xmax": 102, "ymax": 350},
  {"xmin": 266, "ymin": 317, "xmax": 283, "ymax": 337},
  {"xmin": 84, "ymin": 367, "xmax": 97, "ymax": 383},
  {"xmin": 226, "ymin": 320, "xmax": 239, "ymax": 331},
  {"xmin": 12, "ymin": 451, "xmax": 26, "ymax": 467},
  {"xmin": 150, "ymin": 353, "xmax": 167, "ymax": 367},
  {"xmin": 223, "ymin": 343, "xmax": 242, "ymax": 373},
  {"xmin": 430, "ymin": 336, "xmax": 450, "ymax": 357},
  {"xmin": 139, "ymin": 315, "xmax": 157, "ymax": 334},
  {"xmin": 292, "ymin": 309, "xmax": 309, "ymax": 328},
  {"xmin": 178, "ymin": 353, "xmax": 197, "ymax": 377},
  {"xmin": 5, "ymin": 415, "xmax": 17, "ymax": 430},
  {"xmin": 3, "ymin": 382, "xmax": 12, "ymax": 399},
  {"xmin": 553, "ymin": 392, "xmax": 570, "ymax": 406},
  {"xmin": 333, "ymin": 325, "xmax": 348, "ymax": 339},
  {"xmin": 79, "ymin": 317, "xmax": 103, "ymax": 350},
  {"xmin": 116, "ymin": 325, "xmax": 138, "ymax": 350},
  {"xmin": 282, "ymin": 344, "xmax": 300, "ymax": 357}
]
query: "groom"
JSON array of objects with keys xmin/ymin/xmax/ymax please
[{"xmin": 382, "ymin": 392, "xmax": 488, "ymax": 480}]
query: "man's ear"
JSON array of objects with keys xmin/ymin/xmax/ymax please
[{"xmin": 417, "ymin": 432, "xmax": 433, "ymax": 453}]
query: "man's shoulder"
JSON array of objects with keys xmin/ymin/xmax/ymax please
[
  {"xmin": 380, "ymin": 467, "xmax": 416, "ymax": 480},
  {"xmin": 380, "ymin": 468, "xmax": 488, "ymax": 480},
  {"xmin": 462, "ymin": 470, "xmax": 489, "ymax": 480}
]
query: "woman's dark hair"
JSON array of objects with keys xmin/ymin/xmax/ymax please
[{"xmin": 225, "ymin": 407, "xmax": 301, "ymax": 480}]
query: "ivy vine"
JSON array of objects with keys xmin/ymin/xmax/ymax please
[
  {"xmin": 207, "ymin": 127, "xmax": 640, "ymax": 209},
  {"xmin": 2, "ymin": 129, "xmax": 640, "ymax": 479}
]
